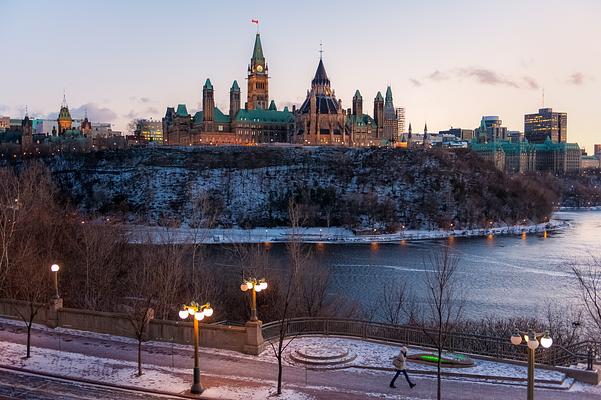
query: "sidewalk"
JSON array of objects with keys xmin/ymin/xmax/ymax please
[{"xmin": 0, "ymin": 317, "xmax": 599, "ymax": 399}]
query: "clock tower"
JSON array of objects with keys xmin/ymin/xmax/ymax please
[{"xmin": 247, "ymin": 33, "xmax": 269, "ymax": 110}]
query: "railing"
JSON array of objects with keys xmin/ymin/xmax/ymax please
[{"xmin": 262, "ymin": 317, "xmax": 599, "ymax": 368}]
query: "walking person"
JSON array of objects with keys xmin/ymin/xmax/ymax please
[{"xmin": 390, "ymin": 346, "xmax": 416, "ymax": 389}]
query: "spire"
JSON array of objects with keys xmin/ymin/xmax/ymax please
[
  {"xmin": 268, "ymin": 100, "xmax": 277, "ymax": 111},
  {"xmin": 204, "ymin": 79, "xmax": 213, "ymax": 90},
  {"xmin": 312, "ymin": 58, "xmax": 330, "ymax": 87},
  {"xmin": 424, "ymin": 122, "xmax": 428, "ymax": 134},
  {"xmin": 375, "ymin": 91, "xmax": 384, "ymax": 101},
  {"xmin": 61, "ymin": 90, "xmax": 68, "ymax": 108},
  {"xmin": 231, "ymin": 80, "xmax": 240, "ymax": 91},
  {"xmin": 385, "ymin": 86, "xmax": 393, "ymax": 101},
  {"xmin": 252, "ymin": 33, "xmax": 264, "ymax": 63},
  {"xmin": 353, "ymin": 90, "xmax": 362, "ymax": 99}
]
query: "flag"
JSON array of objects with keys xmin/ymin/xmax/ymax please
[{"xmin": 251, "ymin": 19, "xmax": 259, "ymax": 24}]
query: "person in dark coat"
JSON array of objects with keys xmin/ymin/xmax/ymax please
[{"xmin": 390, "ymin": 346, "xmax": 416, "ymax": 388}]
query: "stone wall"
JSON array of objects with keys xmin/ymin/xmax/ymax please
[{"xmin": 0, "ymin": 299, "xmax": 264, "ymax": 355}]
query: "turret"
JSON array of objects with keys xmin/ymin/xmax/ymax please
[
  {"xmin": 374, "ymin": 92, "xmax": 384, "ymax": 137},
  {"xmin": 352, "ymin": 90, "xmax": 363, "ymax": 116},
  {"xmin": 203, "ymin": 79, "xmax": 214, "ymax": 122},
  {"xmin": 229, "ymin": 80, "xmax": 241, "ymax": 120}
]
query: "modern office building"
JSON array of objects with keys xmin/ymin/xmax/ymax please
[
  {"xmin": 524, "ymin": 107, "xmax": 567, "ymax": 144},
  {"xmin": 475, "ymin": 116, "xmax": 507, "ymax": 143},
  {"xmin": 439, "ymin": 128, "xmax": 474, "ymax": 142},
  {"xmin": 395, "ymin": 108, "xmax": 405, "ymax": 138},
  {"xmin": 135, "ymin": 119, "xmax": 163, "ymax": 142}
]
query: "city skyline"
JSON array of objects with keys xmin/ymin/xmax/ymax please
[{"xmin": 1, "ymin": 0, "xmax": 600, "ymax": 152}]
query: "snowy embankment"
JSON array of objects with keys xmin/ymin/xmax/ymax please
[{"xmin": 126, "ymin": 219, "xmax": 569, "ymax": 245}]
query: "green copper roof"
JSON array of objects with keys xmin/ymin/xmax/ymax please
[
  {"xmin": 354, "ymin": 90, "xmax": 362, "ymax": 99},
  {"xmin": 235, "ymin": 108, "xmax": 293, "ymax": 124},
  {"xmin": 192, "ymin": 107, "xmax": 231, "ymax": 124},
  {"xmin": 375, "ymin": 92, "xmax": 383, "ymax": 101},
  {"xmin": 252, "ymin": 33, "xmax": 265, "ymax": 63},
  {"xmin": 385, "ymin": 86, "xmax": 393, "ymax": 101},
  {"xmin": 268, "ymin": 100, "xmax": 277, "ymax": 111},
  {"xmin": 346, "ymin": 113, "xmax": 377, "ymax": 128},
  {"xmin": 176, "ymin": 104, "xmax": 189, "ymax": 116},
  {"xmin": 231, "ymin": 80, "xmax": 240, "ymax": 91},
  {"xmin": 204, "ymin": 79, "xmax": 213, "ymax": 90},
  {"xmin": 58, "ymin": 106, "xmax": 72, "ymax": 121}
]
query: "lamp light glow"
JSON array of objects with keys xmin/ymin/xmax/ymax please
[
  {"xmin": 240, "ymin": 283, "xmax": 248, "ymax": 292},
  {"xmin": 194, "ymin": 312, "xmax": 205, "ymax": 321},
  {"xmin": 540, "ymin": 332, "xmax": 553, "ymax": 348},
  {"xmin": 203, "ymin": 307, "xmax": 214, "ymax": 317},
  {"xmin": 179, "ymin": 310, "xmax": 188, "ymax": 320},
  {"xmin": 51, "ymin": 264, "xmax": 60, "ymax": 272}
]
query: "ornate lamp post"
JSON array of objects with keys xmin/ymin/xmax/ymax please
[
  {"xmin": 50, "ymin": 264, "xmax": 60, "ymax": 299},
  {"xmin": 510, "ymin": 329, "xmax": 553, "ymax": 400},
  {"xmin": 178, "ymin": 301, "xmax": 214, "ymax": 394},
  {"xmin": 240, "ymin": 278, "xmax": 268, "ymax": 321}
]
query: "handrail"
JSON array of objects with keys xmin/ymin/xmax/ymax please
[{"xmin": 262, "ymin": 317, "xmax": 599, "ymax": 367}]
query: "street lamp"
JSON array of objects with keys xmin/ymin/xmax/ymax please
[
  {"xmin": 178, "ymin": 301, "xmax": 214, "ymax": 394},
  {"xmin": 50, "ymin": 264, "xmax": 60, "ymax": 299},
  {"xmin": 240, "ymin": 278, "xmax": 268, "ymax": 322},
  {"xmin": 510, "ymin": 329, "xmax": 553, "ymax": 400}
]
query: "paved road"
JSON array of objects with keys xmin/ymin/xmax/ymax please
[
  {"xmin": 0, "ymin": 320, "xmax": 599, "ymax": 400},
  {"xmin": 0, "ymin": 367, "xmax": 181, "ymax": 400}
]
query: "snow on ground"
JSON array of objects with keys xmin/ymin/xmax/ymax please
[
  {"xmin": 269, "ymin": 336, "xmax": 565, "ymax": 382},
  {"xmin": 126, "ymin": 219, "xmax": 568, "ymax": 245},
  {"xmin": 203, "ymin": 386, "xmax": 316, "ymax": 400}
]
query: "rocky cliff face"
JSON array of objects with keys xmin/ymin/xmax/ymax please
[{"xmin": 50, "ymin": 146, "xmax": 555, "ymax": 230}]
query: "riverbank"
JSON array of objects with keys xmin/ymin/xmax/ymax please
[{"xmin": 126, "ymin": 219, "xmax": 569, "ymax": 245}]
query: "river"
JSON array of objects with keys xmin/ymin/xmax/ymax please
[{"xmin": 204, "ymin": 211, "xmax": 600, "ymax": 320}]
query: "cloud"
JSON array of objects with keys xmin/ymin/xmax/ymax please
[
  {"xmin": 455, "ymin": 68, "xmax": 519, "ymax": 88},
  {"xmin": 566, "ymin": 72, "xmax": 593, "ymax": 85},
  {"xmin": 123, "ymin": 107, "xmax": 160, "ymax": 121},
  {"xmin": 418, "ymin": 67, "xmax": 538, "ymax": 90},
  {"xmin": 129, "ymin": 96, "xmax": 153, "ymax": 104},
  {"xmin": 428, "ymin": 70, "xmax": 449, "ymax": 82},
  {"xmin": 523, "ymin": 76, "xmax": 539, "ymax": 90},
  {"xmin": 0, "ymin": 104, "xmax": 9, "ymax": 114},
  {"xmin": 72, "ymin": 103, "xmax": 118, "ymax": 121}
]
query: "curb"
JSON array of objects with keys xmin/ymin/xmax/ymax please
[{"xmin": 0, "ymin": 364, "xmax": 212, "ymax": 399}]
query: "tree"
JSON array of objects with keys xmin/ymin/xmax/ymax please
[
  {"xmin": 270, "ymin": 200, "xmax": 309, "ymax": 395},
  {"xmin": 572, "ymin": 255, "xmax": 601, "ymax": 339},
  {"xmin": 422, "ymin": 246, "xmax": 464, "ymax": 400},
  {"xmin": 122, "ymin": 248, "xmax": 159, "ymax": 376}
]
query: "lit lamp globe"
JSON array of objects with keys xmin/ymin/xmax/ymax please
[
  {"xmin": 194, "ymin": 312, "xmax": 205, "ymax": 321},
  {"xmin": 203, "ymin": 307, "xmax": 214, "ymax": 317},
  {"xmin": 188, "ymin": 307, "xmax": 196, "ymax": 316},
  {"xmin": 260, "ymin": 282, "xmax": 268, "ymax": 290},
  {"xmin": 240, "ymin": 283, "xmax": 248, "ymax": 292},
  {"xmin": 246, "ymin": 282, "xmax": 254, "ymax": 290},
  {"xmin": 527, "ymin": 335, "xmax": 539, "ymax": 350},
  {"xmin": 255, "ymin": 285, "xmax": 263, "ymax": 293},
  {"xmin": 510, "ymin": 333, "xmax": 522, "ymax": 346},
  {"xmin": 540, "ymin": 333, "xmax": 553, "ymax": 349},
  {"xmin": 178, "ymin": 310, "xmax": 189, "ymax": 320},
  {"xmin": 51, "ymin": 264, "xmax": 60, "ymax": 272}
]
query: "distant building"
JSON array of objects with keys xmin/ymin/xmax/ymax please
[
  {"xmin": 471, "ymin": 138, "xmax": 581, "ymax": 175},
  {"xmin": 475, "ymin": 116, "xmax": 507, "ymax": 143},
  {"xmin": 594, "ymin": 144, "xmax": 601, "ymax": 156},
  {"xmin": 507, "ymin": 131, "xmax": 523, "ymax": 143},
  {"xmin": 135, "ymin": 119, "xmax": 163, "ymax": 142},
  {"xmin": 163, "ymin": 33, "xmax": 294, "ymax": 146},
  {"xmin": 524, "ymin": 107, "xmax": 567, "ymax": 144},
  {"xmin": 581, "ymin": 155, "xmax": 601, "ymax": 169},
  {"xmin": 395, "ymin": 108, "xmax": 405, "ymax": 139},
  {"xmin": 438, "ymin": 128, "xmax": 474, "ymax": 142},
  {"xmin": 0, "ymin": 116, "xmax": 9, "ymax": 130}
]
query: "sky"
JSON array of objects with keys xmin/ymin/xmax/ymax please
[{"xmin": 1, "ymin": 0, "xmax": 600, "ymax": 152}]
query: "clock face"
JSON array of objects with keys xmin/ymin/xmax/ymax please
[{"xmin": 256, "ymin": 65, "xmax": 264, "ymax": 72}]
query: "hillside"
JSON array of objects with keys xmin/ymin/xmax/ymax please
[{"xmin": 49, "ymin": 146, "xmax": 556, "ymax": 230}]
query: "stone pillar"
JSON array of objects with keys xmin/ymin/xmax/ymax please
[
  {"xmin": 244, "ymin": 320, "xmax": 264, "ymax": 355},
  {"xmin": 47, "ymin": 298, "xmax": 63, "ymax": 328}
]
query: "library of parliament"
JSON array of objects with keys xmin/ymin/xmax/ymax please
[{"xmin": 162, "ymin": 33, "xmax": 403, "ymax": 147}]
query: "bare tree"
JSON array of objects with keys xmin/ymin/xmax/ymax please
[
  {"xmin": 270, "ymin": 200, "xmax": 310, "ymax": 395},
  {"xmin": 572, "ymin": 255, "xmax": 601, "ymax": 339},
  {"xmin": 122, "ymin": 249, "xmax": 159, "ymax": 376},
  {"xmin": 378, "ymin": 281, "xmax": 410, "ymax": 325},
  {"xmin": 0, "ymin": 168, "xmax": 20, "ymax": 292},
  {"xmin": 422, "ymin": 245, "xmax": 464, "ymax": 400},
  {"xmin": 296, "ymin": 260, "xmax": 329, "ymax": 318}
]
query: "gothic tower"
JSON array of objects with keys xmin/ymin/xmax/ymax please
[
  {"xmin": 230, "ymin": 80, "xmax": 241, "ymax": 120},
  {"xmin": 352, "ymin": 90, "xmax": 363, "ymax": 116},
  {"xmin": 247, "ymin": 33, "xmax": 269, "ymax": 110},
  {"xmin": 374, "ymin": 92, "xmax": 384, "ymax": 138},
  {"xmin": 383, "ymin": 86, "xmax": 398, "ymax": 142},
  {"xmin": 203, "ymin": 79, "xmax": 215, "ymax": 122},
  {"xmin": 57, "ymin": 94, "xmax": 73, "ymax": 134}
]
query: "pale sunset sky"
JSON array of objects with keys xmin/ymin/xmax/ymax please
[{"xmin": 1, "ymin": 0, "xmax": 600, "ymax": 151}]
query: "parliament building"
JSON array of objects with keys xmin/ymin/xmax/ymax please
[{"xmin": 162, "ymin": 33, "xmax": 401, "ymax": 147}]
